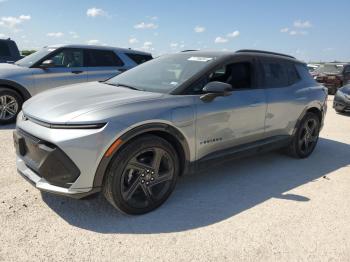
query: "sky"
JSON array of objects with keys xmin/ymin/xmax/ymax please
[{"xmin": 0, "ymin": 0, "xmax": 349, "ymax": 62}]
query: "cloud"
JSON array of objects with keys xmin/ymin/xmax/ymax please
[
  {"xmin": 128, "ymin": 37, "xmax": 138, "ymax": 44},
  {"xmin": 0, "ymin": 33, "xmax": 7, "ymax": 38},
  {"xmin": 280, "ymin": 27, "xmax": 289, "ymax": 33},
  {"xmin": 226, "ymin": 30, "xmax": 240, "ymax": 38},
  {"xmin": 215, "ymin": 36, "xmax": 228, "ymax": 44},
  {"xmin": 138, "ymin": 41, "xmax": 154, "ymax": 51},
  {"xmin": 134, "ymin": 22, "xmax": 158, "ymax": 29},
  {"xmin": 0, "ymin": 15, "xmax": 31, "ymax": 30},
  {"xmin": 47, "ymin": 32, "xmax": 64, "ymax": 38},
  {"xmin": 170, "ymin": 42, "xmax": 178, "ymax": 48},
  {"xmin": 289, "ymin": 30, "xmax": 308, "ymax": 36},
  {"xmin": 86, "ymin": 7, "xmax": 106, "ymax": 17},
  {"xmin": 194, "ymin": 26, "xmax": 205, "ymax": 33},
  {"xmin": 87, "ymin": 39, "xmax": 101, "ymax": 45},
  {"xmin": 294, "ymin": 20, "xmax": 312, "ymax": 28},
  {"xmin": 147, "ymin": 16, "xmax": 158, "ymax": 20},
  {"xmin": 69, "ymin": 31, "xmax": 79, "ymax": 39}
]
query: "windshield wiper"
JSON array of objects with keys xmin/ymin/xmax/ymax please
[{"xmin": 103, "ymin": 82, "xmax": 141, "ymax": 91}]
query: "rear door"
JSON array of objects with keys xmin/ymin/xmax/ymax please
[
  {"xmin": 261, "ymin": 58, "xmax": 307, "ymax": 138},
  {"xmin": 85, "ymin": 49, "xmax": 124, "ymax": 82},
  {"xmin": 32, "ymin": 48, "xmax": 87, "ymax": 94}
]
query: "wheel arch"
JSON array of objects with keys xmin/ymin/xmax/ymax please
[
  {"xmin": 0, "ymin": 79, "xmax": 31, "ymax": 101},
  {"xmin": 292, "ymin": 104, "xmax": 324, "ymax": 136},
  {"xmin": 93, "ymin": 123, "xmax": 191, "ymax": 189}
]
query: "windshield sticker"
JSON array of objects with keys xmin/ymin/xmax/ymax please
[{"xmin": 188, "ymin": 57, "xmax": 213, "ymax": 62}]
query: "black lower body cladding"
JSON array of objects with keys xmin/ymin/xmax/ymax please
[{"xmin": 14, "ymin": 129, "xmax": 80, "ymax": 188}]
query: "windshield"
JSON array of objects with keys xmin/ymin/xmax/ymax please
[
  {"xmin": 106, "ymin": 53, "xmax": 217, "ymax": 93},
  {"xmin": 315, "ymin": 64, "xmax": 343, "ymax": 74},
  {"xmin": 15, "ymin": 47, "xmax": 56, "ymax": 67}
]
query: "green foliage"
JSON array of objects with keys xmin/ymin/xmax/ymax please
[{"xmin": 21, "ymin": 50, "xmax": 36, "ymax": 56}]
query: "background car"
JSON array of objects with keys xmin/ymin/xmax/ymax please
[
  {"xmin": 333, "ymin": 84, "xmax": 350, "ymax": 113},
  {"xmin": 314, "ymin": 63, "xmax": 350, "ymax": 94},
  {"xmin": 0, "ymin": 44, "xmax": 152, "ymax": 124},
  {"xmin": 14, "ymin": 50, "xmax": 327, "ymax": 215},
  {"xmin": 0, "ymin": 38, "xmax": 22, "ymax": 63}
]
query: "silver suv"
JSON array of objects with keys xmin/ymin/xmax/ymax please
[
  {"xmin": 0, "ymin": 44, "xmax": 152, "ymax": 123},
  {"xmin": 14, "ymin": 50, "xmax": 327, "ymax": 215}
]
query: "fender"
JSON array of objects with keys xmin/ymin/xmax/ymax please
[
  {"xmin": 0, "ymin": 79, "xmax": 31, "ymax": 100},
  {"xmin": 92, "ymin": 123, "xmax": 191, "ymax": 188},
  {"xmin": 292, "ymin": 102, "xmax": 324, "ymax": 136}
]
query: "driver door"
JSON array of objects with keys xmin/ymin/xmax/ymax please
[
  {"xmin": 193, "ymin": 57, "xmax": 267, "ymax": 160},
  {"xmin": 33, "ymin": 48, "xmax": 88, "ymax": 94}
]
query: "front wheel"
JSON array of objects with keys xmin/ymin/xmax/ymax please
[
  {"xmin": 0, "ymin": 88, "xmax": 23, "ymax": 124},
  {"xmin": 103, "ymin": 135, "xmax": 180, "ymax": 215},
  {"xmin": 287, "ymin": 112, "xmax": 320, "ymax": 158}
]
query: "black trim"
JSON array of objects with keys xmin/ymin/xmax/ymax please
[
  {"xmin": 195, "ymin": 135, "xmax": 292, "ymax": 171},
  {"xmin": 92, "ymin": 123, "xmax": 191, "ymax": 188},
  {"xmin": 0, "ymin": 79, "xmax": 31, "ymax": 100},
  {"xmin": 15, "ymin": 129, "xmax": 80, "ymax": 188},
  {"xmin": 236, "ymin": 49, "xmax": 296, "ymax": 59}
]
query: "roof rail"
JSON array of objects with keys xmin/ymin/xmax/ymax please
[
  {"xmin": 236, "ymin": 49, "xmax": 296, "ymax": 59},
  {"xmin": 181, "ymin": 49, "xmax": 198, "ymax": 52}
]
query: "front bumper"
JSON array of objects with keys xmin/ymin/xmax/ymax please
[{"xmin": 14, "ymin": 112, "xmax": 125, "ymax": 198}]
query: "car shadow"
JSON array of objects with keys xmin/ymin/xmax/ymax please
[
  {"xmin": 42, "ymin": 137, "xmax": 350, "ymax": 234},
  {"xmin": 0, "ymin": 123, "xmax": 15, "ymax": 130}
]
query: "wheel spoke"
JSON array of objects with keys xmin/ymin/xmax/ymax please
[
  {"xmin": 5, "ymin": 107, "xmax": 16, "ymax": 116},
  {"xmin": 0, "ymin": 109, "xmax": 6, "ymax": 119},
  {"xmin": 123, "ymin": 176, "xmax": 141, "ymax": 201},
  {"xmin": 140, "ymin": 183, "xmax": 155, "ymax": 204},
  {"xmin": 152, "ymin": 148, "xmax": 164, "ymax": 171},
  {"xmin": 6, "ymin": 100, "xmax": 16, "ymax": 108},
  {"xmin": 0, "ymin": 96, "xmax": 5, "ymax": 106},
  {"xmin": 150, "ymin": 172, "xmax": 173, "ymax": 186},
  {"xmin": 127, "ymin": 162, "xmax": 151, "ymax": 172}
]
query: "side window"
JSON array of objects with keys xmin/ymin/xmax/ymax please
[
  {"xmin": 47, "ymin": 49, "xmax": 84, "ymax": 68},
  {"xmin": 0, "ymin": 42, "xmax": 12, "ymax": 57},
  {"xmin": 125, "ymin": 53, "xmax": 152, "ymax": 64},
  {"xmin": 87, "ymin": 50, "xmax": 124, "ymax": 67},
  {"xmin": 344, "ymin": 66, "xmax": 350, "ymax": 74},
  {"xmin": 285, "ymin": 62, "xmax": 301, "ymax": 85},
  {"xmin": 209, "ymin": 62, "xmax": 253, "ymax": 89},
  {"xmin": 262, "ymin": 61, "xmax": 288, "ymax": 87}
]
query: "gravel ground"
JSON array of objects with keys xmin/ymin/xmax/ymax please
[{"xmin": 0, "ymin": 97, "xmax": 350, "ymax": 262}]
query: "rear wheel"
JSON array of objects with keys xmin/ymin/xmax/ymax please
[
  {"xmin": 0, "ymin": 87, "xmax": 23, "ymax": 124},
  {"xmin": 287, "ymin": 112, "xmax": 320, "ymax": 158},
  {"xmin": 103, "ymin": 135, "xmax": 179, "ymax": 215}
]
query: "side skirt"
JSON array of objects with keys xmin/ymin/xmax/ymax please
[{"xmin": 188, "ymin": 135, "xmax": 292, "ymax": 173}]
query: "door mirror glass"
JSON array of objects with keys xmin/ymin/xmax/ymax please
[
  {"xmin": 200, "ymin": 81, "xmax": 232, "ymax": 102},
  {"xmin": 40, "ymin": 59, "xmax": 55, "ymax": 69}
]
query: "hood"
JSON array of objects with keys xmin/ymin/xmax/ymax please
[
  {"xmin": 22, "ymin": 81, "xmax": 163, "ymax": 123},
  {"xmin": 340, "ymin": 84, "xmax": 350, "ymax": 94},
  {"xmin": 0, "ymin": 63, "xmax": 30, "ymax": 77}
]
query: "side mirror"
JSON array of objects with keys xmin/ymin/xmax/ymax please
[
  {"xmin": 40, "ymin": 59, "xmax": 55, "ymax": 69},
  {"xmin": 200, "ymin": 81, "xmax": 232, "ymax": 102}
]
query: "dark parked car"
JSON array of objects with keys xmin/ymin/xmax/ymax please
[
  {"xmin": 333, "ymin": 84, "xmax": 350, "ymax": 113},
  {"xmin": 0, "ymin": 38, "xmax": 22, "ymax": 63},
  {"xmin": 314, "ymin": 63, "xmax": 350, "ymax": 95}
]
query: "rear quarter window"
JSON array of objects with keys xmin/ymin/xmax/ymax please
[
  {"xmin": 125, "ymin": 53, "xmax": 153, "ymax": 64},
  {"xmin": 285, "ymin": 62, "xmax": 301, "ymax": 85}
]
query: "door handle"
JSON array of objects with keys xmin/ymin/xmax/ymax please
[{"xmin": 71, "ymin": 70, "xmax": 84, "ymax": 74}]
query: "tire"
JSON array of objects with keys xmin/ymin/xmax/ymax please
[
  {"xmin": 103, "ymin": 135, "xmax": 180, "ymax": 215},
  {"xmin": 287, "ymin": 112, "xmax": 320, "ymax": 158},
  {"xmin": 0, "ymin": 87, "xmax": 23, "ymax": 124}
]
